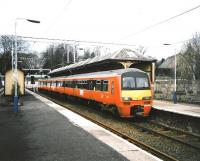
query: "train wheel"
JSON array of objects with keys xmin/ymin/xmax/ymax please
[
  {"xmin": 110, "ymin": 106, "xmax": 120, "ymax": 118},
  {"xmin": 114, "ymin": 109, "xmax": 120, "ymax": 118}
]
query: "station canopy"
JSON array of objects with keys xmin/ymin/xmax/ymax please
[{"xmin": 48, "ymin": 48, "xmax": 156, "ymax": 77}]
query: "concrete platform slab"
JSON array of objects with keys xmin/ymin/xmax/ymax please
[{"xmin": 153, "ymin": 100, "xmax": 200, "ymax": 118}]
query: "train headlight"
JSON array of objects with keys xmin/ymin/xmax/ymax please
[
  {"xmin": 122, "ymin": 97, "xmax": 132, "ymax": 101},
  {"xmin": 142, "ymin": 96, "xmax": 151, "ymax": 100}
]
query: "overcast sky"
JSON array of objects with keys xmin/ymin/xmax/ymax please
[{"xmin": 0, "ymin": 0, "xmax": 200, "ymax": 59}]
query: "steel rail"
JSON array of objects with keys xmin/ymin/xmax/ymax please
[
  {"xmin": 131, "ymin": 122, "xmax": 200, "ymax": 151},
  {"xmin": 149, "ymin": 120, "xmax": 200, "ymax": 138}
]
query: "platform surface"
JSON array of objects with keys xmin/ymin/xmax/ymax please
[
  {"xmin": 0, "ymin": 90, "xmax": 160, "ymax": 161},
  {"xmin": 153, "ymin": 100, "xmax": 200, "ymax": 118}
]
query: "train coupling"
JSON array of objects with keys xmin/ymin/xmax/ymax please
[{"xmin": 131, "ymin": 105, "xmax": 144, "ymax": 116}]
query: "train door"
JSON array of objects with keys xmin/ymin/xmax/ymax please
[
  {"xmin": 88, "ymin": 80, "xmax": 92, "ymax": 100},
  {"xmin": 89, "ymin": 79, "xmax": 95, "ymax": 100},
  {"xmin": 111, "ymin": 80, "xmax": 114, "ymax": 96}
]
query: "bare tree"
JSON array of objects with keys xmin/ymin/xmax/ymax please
[
  {"xmin": 0, "ymin": 35, "xmax": 29, "ymax": 73},
  {"xmin": 178, "ymin": 33, "xmax": 200, "ymax": 80},
  {"xmin": 40, "ymin": 43, "xmax": 74, "ymax": 69}
]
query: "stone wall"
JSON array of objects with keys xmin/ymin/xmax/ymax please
[{"xmin": 154, "ymin": 78, "xmax": 200, "ymax": 104}]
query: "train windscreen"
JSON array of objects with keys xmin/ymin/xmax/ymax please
[{"xmin": 122, "ymin": 74, "xmax": 150, "ymax": 90}]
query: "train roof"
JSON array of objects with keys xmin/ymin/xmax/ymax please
[{"xmin": 40, "ymin": 68, "xmax": 147, "ymax": 81}]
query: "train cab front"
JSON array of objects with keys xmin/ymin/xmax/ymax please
[{"xmin": 119, "ymin": 71, "xmax": 152, "ymax": 118}]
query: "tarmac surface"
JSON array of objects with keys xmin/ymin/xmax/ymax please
[
  {"xmin": 0, "ymin": 93, "xmax": 128, "ymax": 161},
  {"xmin": 0, "ymin": 91, "xmax": 160, "ymax": 161}
]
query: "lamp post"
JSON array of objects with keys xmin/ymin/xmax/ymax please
[
  {"xmin": 163, "ymin": 43, "xmax": 177, "ymax": 104},
  {"xmin": 13, "ymin": 18, "xmax": 40, "ymax": 112}
]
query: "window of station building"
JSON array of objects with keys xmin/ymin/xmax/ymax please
[
  {"xmin": 95, "ymin": 80, "xmax": 101, "ymax": 91},
  {"xmin": 102, "ymin": 80, "xmax": 109, "ymax": 91}
]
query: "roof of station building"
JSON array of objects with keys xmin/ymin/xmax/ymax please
[{"xmin": 49, "ymin": 48, "xmax": 156, "ymax": 76}]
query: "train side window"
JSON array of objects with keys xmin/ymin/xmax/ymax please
[
  {"xmin": 80, "ymin": 80, "xmax": 83, "ymax": 89},
  {"xmin": 64, "ymin": 81, "xmax": 67, "ymax": 87},
  {"xmin": 53, "ymin": 81, "xmax": 55, "ymax": 87},
  {"xmin": 102, "ymin": 80, "xmax": 109, "ymax": 91},
  {"xmin": 77, "ymin": 80, "xmax": 80, "ymax": 89},
  {"xmin": 81, "ymin": 81, "xmax": 85, "ymax": 89},
  {"xmin": 88, "ymin": 80, "xmax": 92, "ymax": 90},
  {"xmin": 82, "ymin": 80, "xmax": 87, "ymax": 89},
  {"xmin": 58, "ymin": 81, "xmax": 62, "ymax": 87},
  {"xmin": 92, "ymin": 80, "xmax": 96, "ymax": 90},
  {"xmin": 67, "ymin": 81, "xmax": 71, "ymax": 88},
  {"xmin": 96, "ymin": 80, "xmax": 101, "ymax": 91},
  {"xmin": 68, "ymin": 81, "xmax": 71, "ymax": 88},
  {"xmin": 62, "ymin": 81, "xmax": 65, "ymax": 87},
  {"xmin": 72, "ymin": 81, "xmax": 76, "ymax": 88},
  {"xmin": 85, "ymin": 80, "xmax": 90, "ymax": 90}
]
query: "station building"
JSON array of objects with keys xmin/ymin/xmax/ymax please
[
  {"xmin": 49, "ymin": 48, "xmax": 157, "ymax": 83},
  {"xmin": 4, "ymin": 69, "xmax": 25, "ymax": 96}
]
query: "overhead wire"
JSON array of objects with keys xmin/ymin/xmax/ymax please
[
  {"xmin": 118, "ymin": 4, "xmax": 200, "ymax": 41},
  {"xmin": 19, "ymin": 35, "xmax": 136, "ymax": 47},
  {"xmin": 31, "ymin": 0, "xmax": 73, "ymax": 51},
  {"xmin": 43, "ymin": 0, "xmax": 73, "ymax": 35}
]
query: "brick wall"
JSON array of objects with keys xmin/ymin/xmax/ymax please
[{"xmin": 154, "ymin": 78, "xmax": 200, "ymax": 104}]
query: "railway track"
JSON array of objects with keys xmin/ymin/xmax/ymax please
[
  {"xmin": 38, "ymin": 92, "xmax": 179, "ymax": 161},
  {"xmin": 129, "ymin": 121, "xmax": 200, "ymax": 151}
]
